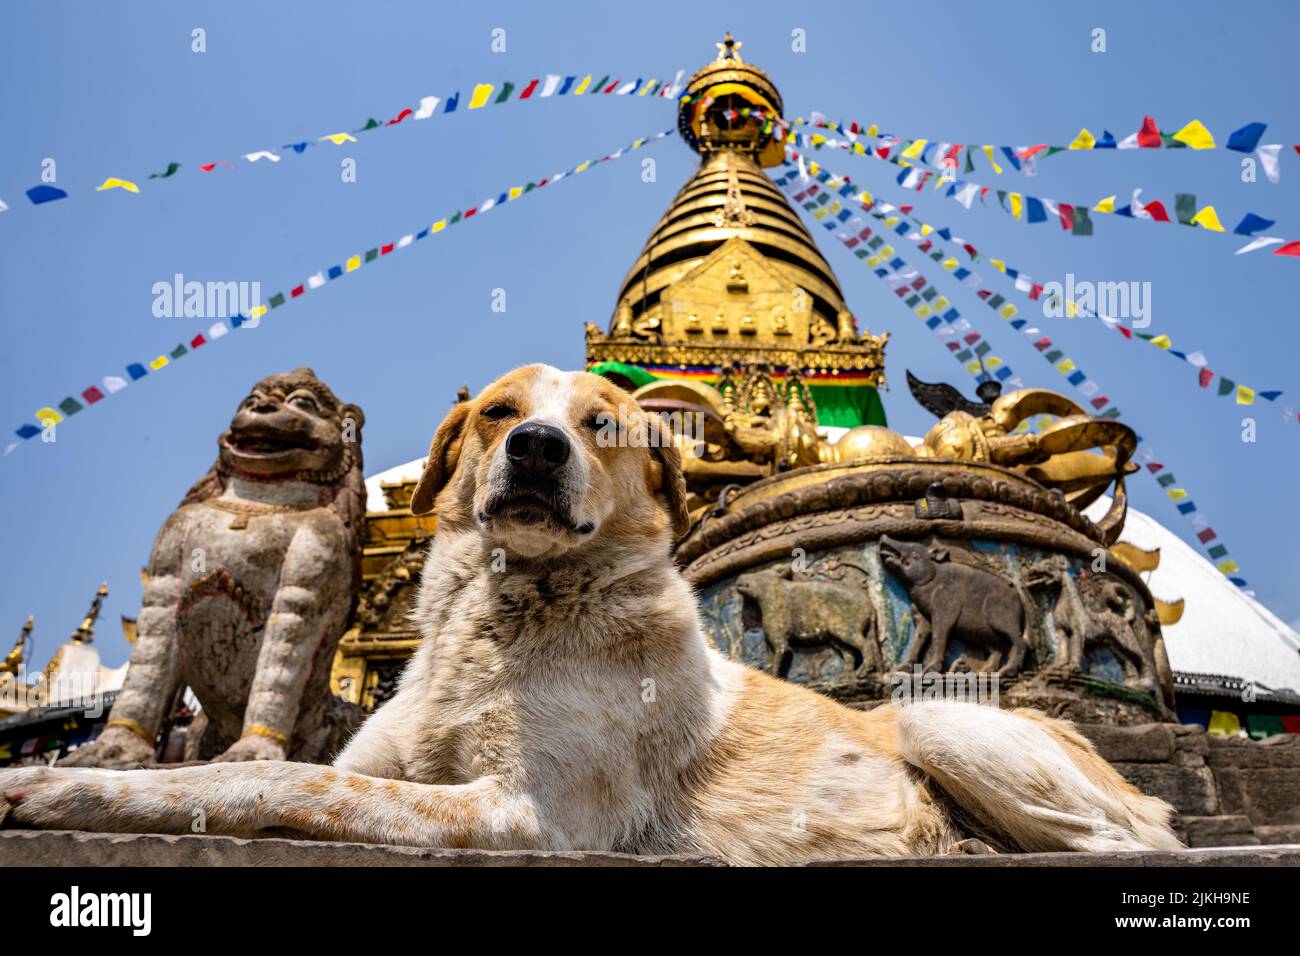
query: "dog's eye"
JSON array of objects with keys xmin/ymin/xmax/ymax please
[
  {"xmin": 482, "ymin": 404, "xmax": 516, "ymax": 421},
  {"xmin": 583, "ymin": 411, "xmax": 607, "ymax": 431}
]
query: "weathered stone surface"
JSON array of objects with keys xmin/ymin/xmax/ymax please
[
  {"xmin": 1079, "ymin": 722, "xmax": 1176, "ymax": 763},
  {"xmin": 1213, "ymin": 769, "xmax": 1300, "ymax": 825},
  {"xmin": 1110, "ymin": 762, "xmax": 1219, "ymax": 816},
  {"xmin": 4, "ymin": 830, "xmax": 1299, "ymax": 867},
  {"xmin": 0, "ymin": 831, "xmax": 725, "ymax": 868},
  {"xmin": 1179, "ymin": 815, "xmax": 1260, "ymax": 848},
  {"xmin": 1208, "ymin": 733, "xmax": 1300, "ymax": 770},
  {"xmin": 1254, "ymin": 824, "xmax": 1300, "ymax": 846}
]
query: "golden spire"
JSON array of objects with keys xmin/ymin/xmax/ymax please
[
  {"xmin": 2, "ymin": 616, "xmax": 31, "ymax": 677},
  {"xmin": 585, "ymin": 35, "xmax": 888, "ymax": 386},
  {"xmin": 71, "ymin": 582, "xmax": 108, "ymax": 645}
]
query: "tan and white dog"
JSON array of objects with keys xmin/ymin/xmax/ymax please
[{"xmin": 0, "ymin": 365, "xmax": 1181, "ymax": 864}]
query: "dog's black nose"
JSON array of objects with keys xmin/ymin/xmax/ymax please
[{"xmin": 505, "ymin": 422, "xmax": 570, "ymax": 477}]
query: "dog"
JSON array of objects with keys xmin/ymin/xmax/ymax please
[{"xmin": 0, "ymin": 365, "xmax": 1181, "ymax": 864}]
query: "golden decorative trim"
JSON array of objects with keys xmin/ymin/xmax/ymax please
[
  {"xmin": 242, "ymin": 723, "xmax": 289, "ymax": 746},
  {"xmin": 107, "ymin": 718, "xmax": 155, "ymax": 744}
]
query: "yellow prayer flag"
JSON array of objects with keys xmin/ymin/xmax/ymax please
[
  {"xmin": 431, "ymin": 220, "xmax": 446, "ymax": 233},
  {"xmin": 880, "ymin": 245, "xmax": 895, "ymax": 258},
  {"xmin": 901, "ymin": 138, "xmax": 927, "ymax": 159},
  {"xmin": 508, "ymin": 186, "xmax": 523, "ymax": 200},
  {"xmin": 933, "ymin": 296, "xmax": 950, "ymax": 311},
  {"xmin": 573, "ymin": 75, "xmax": 591, "ymax": 95},
  {"xmin": 982, "ymin": 145, "xmax": 1002, "ymax": 174},
  {"xmin": 852, "ymin": 142, "xmax": 866, "ymax": 154},
  {"xmin": 1191, "ymin": 205, "xmax": 1226, "ymax": 232},
  {"xmin": 857, "ymin": 190, "xmax": 874, "ymax": 204},
  {"xmin": 149, "ymin": 355, "xmax": 169, "ymax": 371},
  {"xmin": 942, "ymin": 257, "xmax": 959, "ymax": 271},
  {"xmin": 346, "ymin": 255, "xmax": 361, "ymax": 272},
  {"xmin": 985, "ymin": 357, "xmax": 1003, "ymax": 369},
  {"xmin": 1093, "ymin": 195, "xmax": 1116, "ymax": 213},
  {"xmin": 1009, "ymin": 194, "xmax": 1023, "ymax": 220},
  {"xmin": 866, "ymin": 255, "xmax": 881, "ymax": 267},
  {"xmin": 811, "ymin": 134, "xmax": 827, "ymax": 147},
  {"xmin": 884, "ymin": 216, "xmax": 900, "ymax": 227},
  {"xmin": 1172, "ymin": 119, "xmax": 1215, "ymax": 150},
  {"xmin": 468, "ymin": 84, "xmax": 494, "ymax": 109},
  {"xmin": 1151, "ymin": 335, "xmax": 1173, "ymax": 349},
  {"xmin": 35, "ymin": 407, "xmax": 63, "ymax": 425},
  {"xmin": 1167, "ymin": 488, "xmax": 1188, "ymax": 501},
  {"xmin": 915, "ymin": 305, "xmax": 933, "ymax": 318},
  {"xmin": 575, "ymin": 161, "xmax": 591, "ymax": 173},
  {"xmin": 1068, "ymin": 128, "xmax": 1096, "ymax": 150},
  {"xmin": 999, "ymin": 304, "xmax": 1018, "ymax": 319},
  {"xmin": 96, "ymin": 177, "xmax": 139, "ymax": 193},
  {"xmin": 1064, "ymin": 300, "xmax": 1078, "ymax": 318},
  {"xmin": 990, "ymin": 259, "xmax": 1007, "ymax": 272},
  {"xmin": 1237, "ymin": 385, "xmax": 1255, "ymax": 405},
  {"xmin": 921, "ymin": 224, "xmax": 933, "ymax": 236},
  {"xmin": 1057, "ymin": 358, "xmax": 1076, "ymax": 373},
  {"xmin": 249, "ymin": 305, "xmax": 267, "ymax": 320},
  {"xmin": 964, "ymin": 360, "xmax": 982, "ymax": 374},
  {"xmin": 1217, "ymin": 559, "xmax": 1240, "ymax": 575},
  {"xmin": 319, "ymin": 133, "xmax": 356, "ymax": 145},
  {"xmin": 866, "ymin": 124, "xmax": 878, "ymax": 136},
  {"xmin": 1207, "ymin": 711, "xmax": 1242, "ymax": 737}
]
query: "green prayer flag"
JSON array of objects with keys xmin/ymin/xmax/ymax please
[
  {"xmin": 494, "ymin": 82, "xmax": 515, "ymax": 103},
  {"xmin": 1071, "ymin": 207, "xmax": 1094, "ymax": 236},
  {"xmin": 1175, "ymin": 193, "xmax": 1197, "ymax": 225},
  {"xmin": 1246, "ymin": 714, "xmax": 1286, "ymax": 740},
  {"xmin": 364, "ymin": 248, "xmax": 378, "ymax": 262},
  {"xmin": 170, "ymin": 343, "xmax": 187, "ymax": 359},
  {"xmin": 268, "ymin": 293, "xmax": 285, "ymax": 308},
  {"xmin": 964, "ymin": 149, "xmax": 975, "ymax": 174},
  {"xmin": 359, "ymin": 118, "xmax": 380, "ymax": 131},
  {"xmin": 149, "ymin": 162, "xmax": 181, "ymax": 179},
  {"xmin": 1217, "ymin": 377, "xmax": 1235, "ymax": 396},
  {"xmin": 58, "ymin": 397, "xmax": 83, "ymax": 416}
]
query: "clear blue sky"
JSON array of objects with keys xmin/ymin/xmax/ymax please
[{"xmin": 2, "ymin": 0, "xmax": 1297, "ymax": 674}]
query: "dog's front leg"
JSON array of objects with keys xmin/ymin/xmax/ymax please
[{"xmin": 1, "ymin": 764, "xmax": 545, "ymax": 850}]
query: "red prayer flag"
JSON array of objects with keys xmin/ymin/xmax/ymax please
[
  {"xmin": 81, "ymin": 386, "xmax": 105, "ymax": 404},
  {"xmin": 1145, "ymin": 461, "xmax": 1164, "ymax": 474},
  {"xmin": 1090, "ymin": 396, "xmax": 1109, "ymax": 409},
  {"xmin": 1119, "ymin": 327, "xmax": 1133, "ymax": 339},
  {"xmin": 603, "ymin": 79, "xmax": 619, "ymax": 94},
  {"xmin": 381, "ymin": 243, "xmax": 394, "ymax": 255},
  {"xmin": 1272, "ymin": 241, "xmax": 1300, "ymax": 257},
  {"xmin": 1029, "ymin": 283, "xmax": 1043, "ymax": 300},
  {"xmin": 290, "ymin": 285, "xmax": 304, "ymax": 298},
  {"xmin": 1017, "ymin": 144, "xmax": 1048, "ymax": 159},
  {"xmin": 519, "ymin": 79, "xmax": 538, "ymax": 99},
  {"xmin": 190, "ymin": 333, "xmax": 207, "ymax": 348},
  {"xmin": 1143, "ymin": 201, "xmax": 1171, "ymax": 222},
  {"xmin": 1138, "ymin": 115, "xmax": 1162, "ymax": 148},
  {"xmin": 387, "ymin": 108, "xmax": 413, "ymax": 125},
  {"xmin": 1197, "ymin": 528, "xmax": 1217, "ymax": 543},
  {"xmin": 1199, "ymin": 368, "xmax": 1214, "ymax": 388},
  {"xmin": 1059, "ymin": 203, "xmax": 1074, "ymax": 231}
]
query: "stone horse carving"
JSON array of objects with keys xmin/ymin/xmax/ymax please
[
  {"xmin": 63, "ymin": 369, "xmax": 366, "ymax": 768},
  {"xmin": 879, "ymin": 536, "xmax": 1031, "ymax": 677},
  {"xmin": 734, "ymin": 565, "xmax": 882, "ymax": 679},
  {"xmin": 1024, "ymin": 555, "xmax": 1157, "ymax": 687}
]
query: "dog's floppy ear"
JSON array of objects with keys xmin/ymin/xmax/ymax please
[
  {"xmin": 649, "ymin": 433, "xmax": 692, "ymax": 542},
  {"xmin": 411, "ymin": 401, "xmax": 472, "ymax": 516}
]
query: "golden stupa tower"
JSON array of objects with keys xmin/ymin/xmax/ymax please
[{"xmin": 585, "ymin": 34, "xmax": 889, "ymax": 432}]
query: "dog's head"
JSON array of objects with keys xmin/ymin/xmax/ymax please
[{"xmin": 410, "ymin": 365, "xmax": 691, "ymax": 559}]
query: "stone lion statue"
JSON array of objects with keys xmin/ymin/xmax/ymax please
[{"xmin": 63, "ymin": 369, "xmax": 366, "ymax": 767}]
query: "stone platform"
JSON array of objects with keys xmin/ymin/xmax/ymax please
[{"xmin": 3, "ymin": 830, "xmax": 1299, "ymax": 867}]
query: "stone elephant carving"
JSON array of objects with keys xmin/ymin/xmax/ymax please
[{"xmin": 734, "ymin": 565, "xmax": 882, "ymax": 680}]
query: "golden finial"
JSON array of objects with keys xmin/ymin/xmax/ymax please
[
  {"xmin": 71, "ymin": 582, "xmax": 109, "ymax": 645},
  {"xmin": 3, "ymin": 616, "xmax": 32, "ymax": 675},
  {"xmin": 715, "ymin": 32, "xmax": 743, "ymax": 63}
]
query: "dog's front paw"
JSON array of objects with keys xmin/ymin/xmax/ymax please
[{"xmin": 1, "ymin": 766, "xmax": 118, "ymax": 830}]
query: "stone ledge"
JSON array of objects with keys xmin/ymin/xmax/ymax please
[{"xmin": 4, "ymin": 831, "xmax": 1299, "ymax": 867}]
